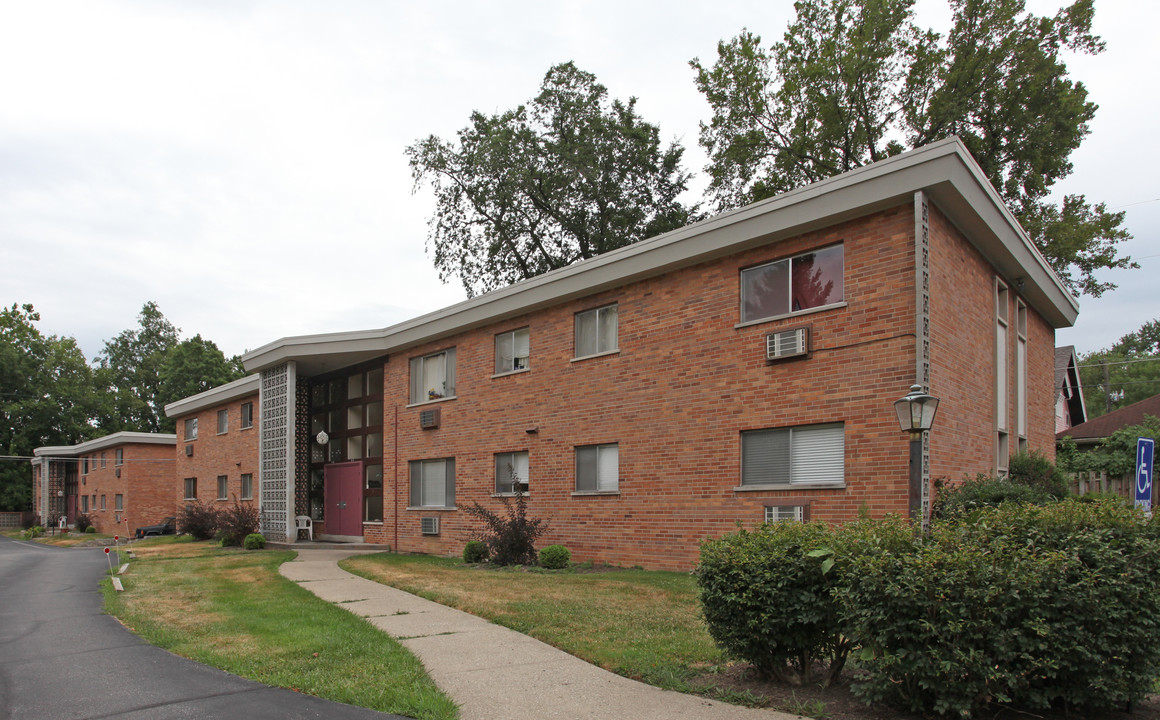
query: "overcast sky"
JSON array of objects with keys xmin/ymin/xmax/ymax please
[{"xmin": 1, "ymin": 0, "xmax": 1155, "ymax": 363}]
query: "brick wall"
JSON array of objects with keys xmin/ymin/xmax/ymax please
[
  {"xmin": 356, "ymin": 205, "xmax": 925, "ymax": 570},
  {"xmin": 81, "ymin": 443, "xmax": 174, "ymax": 535},
  {"xmin": 172, "ymin": 394, "xmax": 260, "ymax": 511}
]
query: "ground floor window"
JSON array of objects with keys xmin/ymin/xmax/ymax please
[
  {"xmin": 741, "ymin": 423, "xmax": 845, "ymax": 486},
  {"xmin": 495, "ymin": 451, "xmax": 529, "ymax": 494},
  {"xmin": 217, "ymin": 475, "xmax": 228, "ymax": 500},
  {"xmin": 409, "ymin": 458, "xmax": 455, "ymax": 508},
  {"xmin": 241, "ymin": 473, "xmax": 253, "ymax": 500},
  {"xmin": 575, "ymin": 443, "xmax": 618, "ymax": 492}
]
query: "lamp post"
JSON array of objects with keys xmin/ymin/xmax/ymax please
[{"xmin": 893, "ymin": 385, "xmax": 940, "ymax": 526}]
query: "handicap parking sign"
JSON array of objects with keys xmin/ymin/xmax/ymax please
[{"xmin": 1137, "ymin": 438, "xmax": 1155, "ymax": 512}]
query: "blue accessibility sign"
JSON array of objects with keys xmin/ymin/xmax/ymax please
[{"xmin": 1136, "ymin": 438, "xmax": 1155, "ymax": 513}]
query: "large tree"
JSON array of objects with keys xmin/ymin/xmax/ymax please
[
  {"xmin": 158, "ymin": 334, "xmax": 246, "ymax": 414},
  {"xmin": 94, "ymin": 301, "xmax": 180, "ymax": 434},
  {"xmin": 0, "ymin": 304, "xmax": 102, "ymax": 511},
  {"xmin": 691, "ymin": 0, "xmax": 1133, "ymax": 297},
  {"xmin": 1079, "ymin": 318, "xmax": 1160, "ymax": 417},
  {"xmin": 408, "ymin": 62, "xmax": 697, "ymax": 297}
]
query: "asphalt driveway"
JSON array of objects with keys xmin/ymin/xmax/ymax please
[{"xmin": 0, "ymin": 535, "xmax": 410, "ymax": 719}]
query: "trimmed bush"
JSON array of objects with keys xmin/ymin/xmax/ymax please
[
  {"xmin": 178, "ymin": 501, "xmax": 220, "ymax": 540},
  {"xmin": 838, "ymin": 500, "xmax": 1160, "ymax": 716},
  {"xmin": 696, "ymin": 520, "xmax": 855, "ymax": 686},
  {"xmin": 462, "ymin": 540, "xmax": 488, "ymax": 564},
  {"xmin": 538, "ymin": 544, "xmax": 570, "ymax": 569},
  {"xmin": 217, "ymin": 502, "xmax": 260, "ymax": 547},
  {"xmin": 932, "ymin": 473, "xmax": 1055, "ymax": 519},
  {"xmin": 85, "ymin": 526, "xmax": 96, "ymax": 533},
  {"xmin": 243, "ymin": 533, "xmax": 266, "ymax": 550}
]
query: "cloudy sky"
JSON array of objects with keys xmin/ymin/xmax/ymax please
[{"xmin": 1, "ymin": 0, "xmax": 1155, "ymax": 363}]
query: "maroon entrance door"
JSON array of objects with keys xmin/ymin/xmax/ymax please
[
  {"xmin": 67, "ymin": 495, "xmax": 76, "ymax": 523},
  {"xmin": 324, "ymin": 461, "xmax": 363, "ymax": 537}
]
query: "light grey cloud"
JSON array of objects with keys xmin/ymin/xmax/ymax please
[{"xmin": 0, "ymin": 0, "xmax": 1154, "ymax": 362}]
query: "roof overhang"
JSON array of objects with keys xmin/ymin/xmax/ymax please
[
  {"xmin": 164, "ymin": 374, "xmax": 261, "ymax": 418},
  {"xmin": 242, "ymin": 137, "xmax": 1079, "ymax": 376},
  {"xmin": 32, "ymin": 432, "xmax": 177, "ymax": 460}
]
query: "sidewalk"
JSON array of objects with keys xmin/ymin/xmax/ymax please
[{"xmin": 279, "ymin": 548, "xmax": 799, "ymax": 720}]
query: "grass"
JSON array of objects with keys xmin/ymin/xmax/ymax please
[
  {"xmin": 1, "ymin": 527, "xmax": 117, "ymax": 546},
  {"xmin": 103, "ymin": 537, "xmax": 459, "ymax": 720},
  {"xmin": 341, "ymin": 553, "xmax": 735, "ymax": 697}
]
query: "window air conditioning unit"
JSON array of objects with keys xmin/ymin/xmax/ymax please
[
  {"xmin": 185, "ymin": 445, "xmax": 194, "ymax": 457},
  {"xmin": 115, "ymin": 469, "xmax": 121, "ymax": 478},
  {"xmin": 766, "ymin": 327, "xmax": 809, "ymax": 360},
  {"xmin": 419, "ymin": 408, "xmax": 441, "ymax": 430},
  {"xmin": 420, "ymin": 516, "xmax": 440, "ymax": 535}
]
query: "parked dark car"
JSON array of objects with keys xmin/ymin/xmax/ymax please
[{"xmin": 134, "ymin": 517, "xmax": 176, "ymax": 538}]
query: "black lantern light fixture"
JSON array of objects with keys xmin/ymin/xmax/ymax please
[{"xmin": 894, "ymin": 384, "xmax": 940, "ymax": 525}]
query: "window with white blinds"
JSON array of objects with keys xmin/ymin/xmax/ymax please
[
  {"xmin": 409, "ymin": 458, "xmax": 456, "ymax": 508},
  {"xmin": 742, "ymin": 423, "xmax": 844, "ymax": 486},
  {"xmin": 575, "ymin": 443, "xmax": 619, "ymax": 492}
]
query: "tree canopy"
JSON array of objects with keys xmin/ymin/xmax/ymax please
[
  {"xmin": 690, "ymin": 0, "xmax": 1134, "ymax": 298},
  {"xmin": 1079, "ymin": 318, "xmax": 1160, "ymax": 417},
  {"xmin": 94, "ymin": 301, "xmax": 182, "ymax": 434},
  {"xmin": 0, "ymin": 304, "xmax": 103, "ymax": 511},
  {"xmin": 408, "ymin": 62, "xmax": 697, "ymax": 297}
]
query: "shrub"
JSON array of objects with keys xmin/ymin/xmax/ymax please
[
  {"xmin": 85, "ymin": 526, "xmax": 96, "ymax": 534},
  {"xmin": 538, "ymin": 544, "xmax": 570, "ymax": 569},
  {"xmin": 216, "ymin": 502, "xmax": 260, "ymax": 547},
  {"xmin": 839, "ymin": 500, "xmax": 1160, "ymax": 716},
  {"xmin": 243, "ymin": 533, "xmax": 266, "ymax": 550},
  {"xmin": 696, "ymin": 520, "xmax": 854, "ymax": 686},
  {"xmin": 932, "ymin": 473, "xmax": 1056, "ymax": 519},
  {"xmin": 464, "ymin": 491, "xmax": 547, "ymax": 566},
  {"xmin": 1008, "ymin": 450, "xmax": 1068, "ymax": 497},
  {"xmin": 178, "ymin": 501, "xmax": 220, "ymax": 540},
  {"xmin": 462, "ymin": 540, "xmax": 488, "ymax": 564},
  {"xmin": 74, "ymin": 512, "xmax": 92, "ymax": 532}
]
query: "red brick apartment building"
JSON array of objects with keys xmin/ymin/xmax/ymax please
[
  {"xmin": 230, "ymin": 139, "xmax": 1073, "ymax": 569},
  {"xmin": 31, "ymin": 432, "xmax": 176, "ymax": 535},
  {"xmin": 164, "ymin": 374, "xmax": 260, "ymax": 510}
]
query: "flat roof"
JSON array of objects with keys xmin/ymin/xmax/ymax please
[
  {"xmin": 32, "ymin": 432, "xmax": 177, "ymax": 461},
  {"xmin": 242, "ymin": 137, "xmax": 1079, "ymax": 376},
  {"xmin": 164, "ymin": 374, "xmax": 260, "ymax": 418}
]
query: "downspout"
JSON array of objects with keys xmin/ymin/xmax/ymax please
[{"xmin": 393, "ymin": 403, "xmax": 398, "ymax": 552}]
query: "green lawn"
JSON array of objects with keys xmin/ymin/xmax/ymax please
[
  {"xmin": 341, "ymin": 553, "xmax": 730, "ymax": 694},
  {"xmin": 103, "ymin": 537, "xmax": 458, "ymax": 720}
]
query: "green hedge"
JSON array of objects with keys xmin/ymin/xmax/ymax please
[{"xmin": 696, "ymin": 501, "xmax": 1160, "ymax": 717}]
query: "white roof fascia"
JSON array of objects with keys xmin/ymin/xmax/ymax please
[
  {"xmin": 242, "ymin": 137, "xmax": 1078, "ymax": 374},
  {"xmin": 164, "ymin": 374, "xmax": 261, "ymax": 418},
  {"xmin": 32, "ymin": 432, "xmax": 177, "ymax": 459}
]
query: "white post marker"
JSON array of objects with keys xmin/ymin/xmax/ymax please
[{"xmin": 1136, "ymin": 437, "xmax": 1155, "ymax": 517}]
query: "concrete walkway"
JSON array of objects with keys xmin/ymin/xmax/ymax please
[{"xmin": 279, "ymin": 548, "xmax": 799, "ymax": 720}]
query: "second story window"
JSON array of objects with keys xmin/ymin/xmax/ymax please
[
  {"xmin": 241, "ymin": 402, "xmax": 254, "ymax": 429},
  {"xmin": 495, "ymin": 328, "xmax": 530, "ymax": 375},
  {"xmin": 217, "ymin": 409, "xmax": 229, "ymax": 434},
  {"xmin": 410, "ymin": 348, "xmax": 456, "ymax": 404},
  {"xmin": 575, "ymin": 304, "xmax": 618, "ymax": 359},
  {"xmin": 184, "ymin": 418, "xmax": 198, "ymax": 441},
  {"xmin": 741, "ymin": 244, "xmax": 844, "ymax": 323}
]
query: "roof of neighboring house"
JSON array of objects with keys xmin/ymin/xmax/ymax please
[
  {"xmin": 1057, "ymin": 393, "xmax": 1160, "ymax": 442},
  {"xmin": 241, "ymin": 136, "xmax": 1079, "ymax": 377},
  {"xmin": 163, "ymin": 374, "xmax": 260, "ymax": 419},
  {"xmin": 1054, "ymin": 345, "xmax": 1087, "ymax": 427},
  {"xmin": 1055, "ymin": 346, "xmax": 1076, "ymax": 391},
  {"xmin": 31, "ymin": 432, "xmax": 177, "ymax": 464}
]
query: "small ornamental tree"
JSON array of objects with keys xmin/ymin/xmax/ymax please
[{"xmin": 464, "ymin": 489, "xmax": 547, "ymax": 566}]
